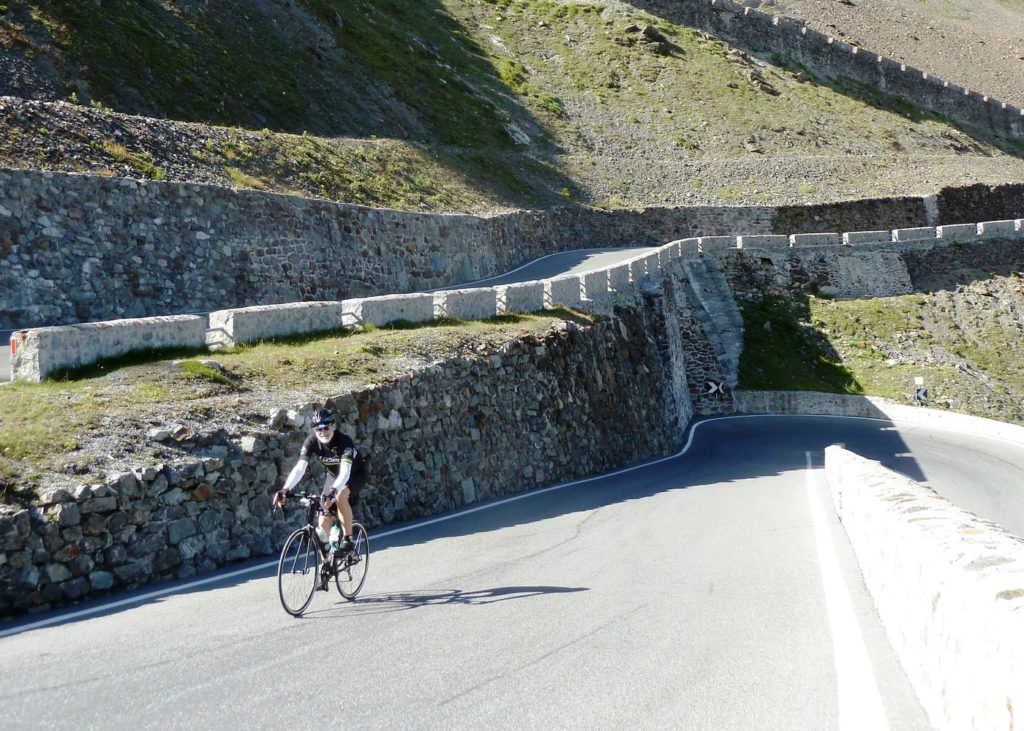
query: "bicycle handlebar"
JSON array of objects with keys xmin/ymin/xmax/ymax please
[{"xmin": 270, "ymin": 489, "xmax": 322, "ymax": 519}]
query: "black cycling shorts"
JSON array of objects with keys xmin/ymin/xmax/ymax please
[{"xmin": 321, "ymin": 464, "xmax": 368, "ymax": 508}]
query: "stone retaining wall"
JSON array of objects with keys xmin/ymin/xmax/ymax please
[
  {"xmin": 4, "ymin": 166, "xmax": 1024, "ymax": 332},
  {"xmin": 643, "ymin": 0, "xmax": 1023, "ymax": 139},
  {"xmin": 0, "ymin": 310, "xmax": 679, "ymax": 617},
  {"xmin": 12, "ymin": 217, "xmax": 1024, "ymax": 382},
  {"xmin": 0, "ymin": 253, "xmax": 745, "ymax": 616}
]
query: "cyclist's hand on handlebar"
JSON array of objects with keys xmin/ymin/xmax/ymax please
[{"xmin": 271, "ymin": 489, "xmax": 289, "ymax": 510}]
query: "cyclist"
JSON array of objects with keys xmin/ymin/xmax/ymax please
[{"xmin": 272, "ymin": 407, "xmax": 368, "ymax": 560}]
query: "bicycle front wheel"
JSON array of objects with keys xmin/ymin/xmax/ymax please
[
  {"xmin": 278, "ymin": 527, "xmax": 320, "ymax": 616},
  {"xmin": 335, "ymin": 522, "xmax": 369, "ymax": 600}
]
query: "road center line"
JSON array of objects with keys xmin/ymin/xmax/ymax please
[{"xmin": 805, "ymin": 450, "xmax": 889, "ymax": 731}]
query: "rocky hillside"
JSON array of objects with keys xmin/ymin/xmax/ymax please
[
  {"xmin": 2, "ymin": 0, "xmax": 1024, "ymax": 212},
  {"xmin": 3, "ymin": 0, "xmax": 1024, "ymax": 502},
  {"xmin": 740, "ymin": 275, "xmax": 1024, "ymax": 426}
]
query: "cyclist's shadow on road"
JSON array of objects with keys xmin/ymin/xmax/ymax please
[{"xmin": 303, "ymin": 585, "xmax": 587, "ymax": 618}]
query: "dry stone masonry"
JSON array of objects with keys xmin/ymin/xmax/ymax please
[
  {"xmin": 643, "ymin": 0, "xmax": 1024, "ymax": 140},
  {"xmin": 4, "ymin": 167, "xmax": 1024, "ymax": 331},
  {"xmin": 0, "ymin": 306, "xmax": 691, "ymax": 616}
]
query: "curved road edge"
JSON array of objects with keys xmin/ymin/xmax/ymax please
[{"xmin": 739, "ymin": 389, "xmax": 1024, "ymax": 731}]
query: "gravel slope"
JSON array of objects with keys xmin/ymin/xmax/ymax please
[{"xmin": 774, "ymin": 0, "xmax": 1024, "ymax": 108}]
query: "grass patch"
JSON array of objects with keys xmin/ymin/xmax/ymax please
[
  {"xmin": 179, "ymin": 360, "xmax": 240, "ymax": 388},
  {"xmin": 99, "ymin": 141, "xmax": 166, "ymax": 180},
  {"xmin": 47, "ymin": 345, "xmax": 210, "ymax": 382},
  {"xmin": 738, "ymin": 294, "xmax": 862, "ymax": 393},
  {"xmin": 352, "ymin": 344, "xmax": 384, "ymax": 357}
]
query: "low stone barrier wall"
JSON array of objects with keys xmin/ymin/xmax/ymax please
[
  {"xmin": 824, "ymin": 446, "xmax": 1024, "ymax": 731},
  {"xmin": 341, "ymin": 293, "xmax": 435, "ymax": 329},
  {"xmin": 738, "ymin": 390, "xmax": 1024, "ymax": 728},
  {"xmin": 735, "ymin": 390, "xmax": 1024, "ymax": 443},
  {"xmin": 0, "ymin": 311, "xmax": 679, "ymax": 617},
  {"xmin": 10, "ymin": 218, "xmax": 1024, "ymax": 382},
  {"xmin": 10, "ymin": 315, "xmax": 207, "ymax": 380},
  {"xmin": 206, "ymin": 302, "xmax": 346, "ymax": 349},
  {"xmin": 7, "ymin": 239, "xmax": 670, "ymax": 380}
]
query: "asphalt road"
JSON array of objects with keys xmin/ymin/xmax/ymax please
[
  {"xmin": 431, "ymin": 247, "xmax": 659, "ymax": 290},
  {"xmin": 4, "ymin": 415, "xmax": 1022, "ymax": 729}
]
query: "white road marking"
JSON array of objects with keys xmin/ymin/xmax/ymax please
[{"xmin": 805, "ymin": 450, "xmax": 889, "ymax": 731}]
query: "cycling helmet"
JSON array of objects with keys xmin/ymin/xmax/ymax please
[{"xmin": 312, "ymin": 408, "xmax": 337, "ymax": 442}]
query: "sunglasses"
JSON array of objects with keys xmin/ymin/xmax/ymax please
[{"xmin": 314, "ymin": 424, "xmax": 335, "ymax": 433}]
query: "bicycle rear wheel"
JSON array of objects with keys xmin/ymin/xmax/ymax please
[
  {"xmin": 278, "ymin": 527, "xmax": 320, "ymax": 616},
  {"xmin": 335, "ymin": 522, "xmax": 369, "ymax": 600}
]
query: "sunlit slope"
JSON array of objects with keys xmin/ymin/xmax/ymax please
[{"xmin": 1, "ymin": 0, "xmax": 1022, "ymax": 210}]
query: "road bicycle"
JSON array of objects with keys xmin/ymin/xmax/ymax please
[{"xmin": 274, "ymin": 491, "xmax": 370, "ymax": 616}]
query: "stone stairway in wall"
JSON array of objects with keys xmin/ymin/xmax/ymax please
[{"xmin": 678, "ymin": 256, "xmax": 745, "ymax": 389}]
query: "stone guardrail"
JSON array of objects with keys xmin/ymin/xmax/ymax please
[
  {"xmin": 8, "ymin": 239, "xmax": 684, "ymax": 381},
  {"xmin": 666, "ymin": 0, "xmax": 1024, "ymax": 140},
  {"xmin": 826, "ymin": 447, "xmax": 1023, "ymax": 731},
  {"xmin": 736, "ymin": 390, "xmax": 1024, "ymax": 730},
  {"xmin": 10, "ymin": 315, "xmax": 207, "ymax": 381},
  {"xmin": 8, "ymin": 217, "xmax": 1023, "ymax": 382}
]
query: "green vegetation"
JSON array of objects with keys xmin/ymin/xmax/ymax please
[
  {"xmin": 3, "ymin": 0, "xmax": 1015, "ymax": 213},
  {"xmin": 0, "ymin": 310, "xmax": 591, "ymax": 498},
  {"xmin": 99, "ymin": 141, "xmax": 165, "ymax": 180},
  {"xmin": 738, "ymin": 294, "xmax": 862, "ymax": 393},
  {"xmin": 739, "ymin": 285, "xmax": 1024, "ymax": 424},
  {"xmin": 179, "ymin": 360, "xmax": 239, "ymax": 388}
]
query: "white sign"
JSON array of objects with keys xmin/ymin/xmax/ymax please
[{"xmin": 706, "ymin": 381, "xmax": 727, "ymax": 396}]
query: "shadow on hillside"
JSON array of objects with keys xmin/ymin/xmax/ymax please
[
  {"xmin": 738, "ymin": 293, "xmax": 863, "ymax": 395},
  {"xmin": 26, "ymin": 0, "xmax": 582, "ymax": 209},
  {"xmin": 628, "ymin": 1, "xmax": 1024, "ymax": 160}
]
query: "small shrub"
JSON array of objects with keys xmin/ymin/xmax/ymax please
[{"xmin": 179, "ymin": 360, "xmax": 238, "ymax": 387}]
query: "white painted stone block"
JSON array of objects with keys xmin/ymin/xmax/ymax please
[
  {"xmin": 892, "ymin": 226, "xmax": 937, "ymax": 242},
  {"xmin": 436, "ymin": 288, "xmax": 498, "ymax": 321},
  {"xmin": 697, "ymin": 236, "xmax": 736, "ymax": 253},
  {"xmin": 978, "ymin": 219, "xmax": 1021, "ymax": 239},
  {"xmin": 678, "ymin": 238, "xmax": 700, "ymax": 256},
  {"xmin": 545, "ymin": 276, "xmax": 583, "ymax": 308},
  {"xmin": 207, "ymin": 301, "xmax": 345, "ymax": 347},
  {"xmin": 499, "ymin": 281, "xmax": 544, "ymax": 314},
  {"xmin": 582, "ymin": 270, "xmax": 610, "ymax": 301},
  {"xmin": 343, "ymin": 293, "xmax": 435, "ymax": 328},
  {"xmin": 607, "ymin": 264, "xmax": 630, "ymax": 292},
  {"xmin": 789, "ymin": 232, "xmax": 841, "ymax": 247},
  {"xmin": 843, "ymin": 230, "xmax": 891, "ymax": 245},
  {"xmin": 657, "ymin": 241, "xmax": 680, "ymax": 266},
  {"xmin": 936, "ymin": 224, "xmax": 978, "ymax": 242},
  {"xmin": 12, "ymin": 315, "xmax": 207, "ymax": 382},
  {"xmin": 737, "ymin": 235, "xmax": 790, "ymax": 250},
  {"xmin": 627, "ymin": 256, "xmax": 648, "ymax": 282}
]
